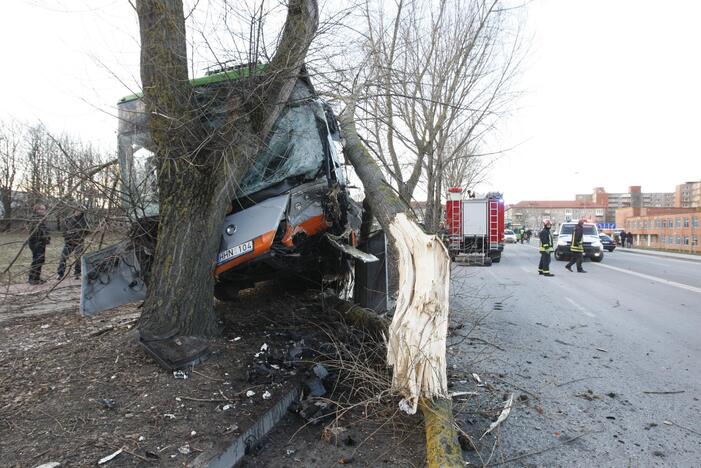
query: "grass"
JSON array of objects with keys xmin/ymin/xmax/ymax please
[{"xmin": 0, "ymin": 229, "xmax": 123, "ymax": 285}]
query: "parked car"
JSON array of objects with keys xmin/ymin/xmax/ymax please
[
  {"xmin": 504, "ymin": 229, "xmax": 517, "ymax": 243},
  {"xmin": 599, "ymin": 234, "xmax": 616, "ymax": 252},
  {"xmin": 554, "ymin": 222, "xmax": 604, "ymax": 262}
]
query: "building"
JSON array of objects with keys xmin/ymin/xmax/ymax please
[
  {"xmin": 507, "ymin": 200, "xmax": 606, "ymax": 231},
  {"xmin": 675, "ymin": 181, "xmax": 701, "ymax": 208},
  {"xmin": 509, "ymin": 186, "xmax": 676, "ymax": 229},
  {"xmin": 577, "ymin": 186, "xmax": 675, "ymax": 224},
  {"xmin": 622, "ymin": 208, "xmax": 701, "ymax": 253}
]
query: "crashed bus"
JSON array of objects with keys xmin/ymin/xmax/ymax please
[{"xmin": 80, "ymin": 66, "xmax": 377, "ymax": 315}]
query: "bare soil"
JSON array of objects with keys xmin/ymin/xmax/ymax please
[{"xmin": 0, "ymin": 282, "xmax": 432, "ymax": 467}]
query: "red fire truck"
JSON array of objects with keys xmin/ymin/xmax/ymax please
[{"xmin": 444, "ymin": 188, "xmax": 505, "ymax": 265}]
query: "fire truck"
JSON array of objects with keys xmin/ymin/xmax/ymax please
[{"xmin": 444, "ymin": 188, "xmax": 505, "ymax": 265}]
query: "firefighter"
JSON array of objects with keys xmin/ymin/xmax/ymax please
[
  {"xmin": 538, "ymin": 219, "xmax": 555, "ymax": 276},
  {"xmin": 565, "ymin": 218, "xmax": 586, "ymax": 273}
]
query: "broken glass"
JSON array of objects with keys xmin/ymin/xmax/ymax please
[{"xmin": 116, "ymin": 79, "xmax": 330, "ymax": 214}]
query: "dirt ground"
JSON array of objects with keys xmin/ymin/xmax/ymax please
[
  {"xmin": 1, "ymin": 229, "xmax": 121, "ymax": 285},
  {"xmin": 1, "ymin": 227, "xmax": 509, "ymax": 467},
  {"xmin": 0, "ymin": 280, "xmax": 443, "ymax": 467}
]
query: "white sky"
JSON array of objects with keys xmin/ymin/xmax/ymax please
[
  {"xmin": 2, "ymin": 1, "xmax": 700, "ymax": 205},
  {"xmin": 483, "ymin": 0, "xmax": 701, "ymax": 204}
]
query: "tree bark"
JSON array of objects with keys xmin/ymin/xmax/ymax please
[
  {"xmin": 340, "ymin": 102, "xmax": 461, "ymax": 466},
  {"xmin": 135, "ymin": 0, "xmax": 319, "ymax": 338}
]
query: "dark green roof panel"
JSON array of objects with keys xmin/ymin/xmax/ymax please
[{"xmin": 118, "ymin": 64, "xmax": 267, "ymax": 104}]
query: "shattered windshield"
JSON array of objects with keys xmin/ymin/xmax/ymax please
[
  {"xmin": 235, "ymin": 81, "xmax": 327, "ymax": 198},
  {"xmin": 117, "ymin": 79, "xmax": 329, "ymax": 213}
]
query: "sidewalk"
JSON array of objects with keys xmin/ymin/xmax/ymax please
[{"xmin": 616, "ymin": 246, "xmax": 701, "ymax": 262}]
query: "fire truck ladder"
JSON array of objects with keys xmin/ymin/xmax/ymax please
[
  {"xmin": 488, "ymin": 199, "xmax": 499, "ymax": 252},
  {"xmin": 449, "ymin": 202, "xmax": 463, "ymax": 250}
]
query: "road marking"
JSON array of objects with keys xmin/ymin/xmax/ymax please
[
  {"xmin": 565, "ymin": 296, "xmax": 596, "ymax": 318},
  {"xmin": 596, "ymin": 263, "xmax": 701, "ymax": 294},
  {"xmin": 520, "ymin": 266, "xmax": 532, "ymax": 273}
]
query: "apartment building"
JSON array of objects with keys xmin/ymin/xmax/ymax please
[
  {"xmin": 509, "ymin": 186, "xmax": 674, "ymax": 229},
  {"xmin": 577, "ymin": 186, "xmax": 675, "ymax": 223},
  {"xmin": 675, "ymin": 181, "xmax": 701, "ymax": 208}
]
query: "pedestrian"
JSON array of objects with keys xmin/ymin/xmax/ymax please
[
  {"xmin": 619, "ymin": 229, "xmax": 626, "ymax": 247},
  {"xmin": 626, "ymin": 231, "xmax": 633, "ymax": 248},
  {"xmin": 526, "ymin": 229, "xmax": 532, "ymax": 243},
  {"xmin": 27, "ymin": 203, "xmax": 51, "ymax": 285},
  {"xmin": 565, "ymin": 219, "xmax": 586, "ymax": 273},
  {"xmin": 57, "ymin": 207, "xmax": 89, "ymax": 280},
  {"xmin": 538, "ymin": 219, "xmax": 555, "ymax": 276}
]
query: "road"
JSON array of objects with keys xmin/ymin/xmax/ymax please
[{"xmin": 450, "ymin": 243, "xmax": 701, "ymax": 467}]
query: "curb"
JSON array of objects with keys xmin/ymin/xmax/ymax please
[
  {"xmin": 189, "ymin": 386, "xmax": 301, "ymax": 468},
  {"xmin": 617, "ymin": 248, "xmax": 701, "ymax": 263}
]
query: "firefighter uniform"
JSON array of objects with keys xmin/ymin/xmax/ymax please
[
  {"xmin": 565, "ymin": 220, "xmax": 586, "ymax": 273},
  {"xmin": 538, "ymin": 221, "xmax": 554, "ymax": 276}
]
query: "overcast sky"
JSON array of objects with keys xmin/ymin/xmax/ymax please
[
  {"xmin": 484, "ymin": 0, "xmax": 701, "ymax": 204},
  {"xmin": 2, "ymin": 1, "xmax": 700, "ymax": 205}
]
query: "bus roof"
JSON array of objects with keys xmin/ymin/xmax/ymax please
[{"xmin": 118, "ymin": 63, "xmax": 267, "ymax": 104}]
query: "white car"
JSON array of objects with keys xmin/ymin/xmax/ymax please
[
  {"xmin": 504, "ymin": 229, "xmax": 517, "ymax": 243},
  {"xmin": 554, "ymin": 222, "xmax": 604, "ymax": 262}
]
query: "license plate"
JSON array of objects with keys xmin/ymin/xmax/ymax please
[{"xmin": 217, "ymin": 240, "xmax": 254, "ymax": 264}]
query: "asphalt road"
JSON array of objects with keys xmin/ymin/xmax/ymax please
[{"xmin": 450, "ymin": 243, "xmax": 701, "ymax": 467}]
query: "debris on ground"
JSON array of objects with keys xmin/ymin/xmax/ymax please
[
  {"xmin": 97, "ymin": 448, "xmax": 123, "ymax": 465},
  {"xmin": 481, "ymin": 393, "xmax": 515, "ymax": 439}
]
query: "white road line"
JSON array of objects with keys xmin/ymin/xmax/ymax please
[
  {"xmin": 565, "ymin": 297, "xmax": 584, "ymax": 311},
  {"xmin": 565, "ymin": 296, "xmax": 596, "ymax": 318},
  {"xmin": 596, "ymin": 263, "xmax": 701, "ymax": 294},
  {"xmin": 520, "ymin": 266, "xmax": 532, "ymax": 273}
]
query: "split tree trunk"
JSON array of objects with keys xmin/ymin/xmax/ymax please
[
  {"xmin": 339, "ymin": 103, "xmax": 462, "ymax": 467},
  {"xmin": 135, "ymin": 0, "xmax": 318, "ymax": 338}
]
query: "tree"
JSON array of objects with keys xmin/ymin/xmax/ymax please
[
  {"xmin": 358, "ymin": 0, "xmax": 521, "ymax": 231},
  {"xmin": 0, "ymin": 119, "xmax": 24, "ymax": 230},
  {"xmin": 339, "ymin": 100, "xmax": 462, "ymax": 467},
  {"xmin": 134, "ymin": 0, "xmax": 319, "ymax": 338}
]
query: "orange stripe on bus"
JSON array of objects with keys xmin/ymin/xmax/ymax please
[{"xmin": 280, "ymin": 215, "xmax": 330, "ymax": 247}]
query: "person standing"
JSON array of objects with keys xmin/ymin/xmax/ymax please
[
  {"xmin": 538, "ymin": 219, "xmax": 555, "ymax": 276},
  {"xmin": 27, "ymin": 203, "xmax": 51, "ymax": 285},
  {"xmin": 57, "ymin": 207, "xmax": 89, "ymax": 280},
  {"xmin": 619, "ymin": 229, "xmax": 626, "ymax": 247},
  {"xmin": 565, "ymin": 219, "xmax": 586, "ymax": 273},
  {"xmin": 626, "ymin": 231, "xmax": 633, "ymax": 248}
]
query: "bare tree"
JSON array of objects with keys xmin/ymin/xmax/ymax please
[
  {"xmin": 357, "ymin": 0, "xmax": 522, "ymax": 231},
  {"xmin": 134, "ymin": 0, "xmax": 319, "ymax": 338},
  {"xmin": 0, "ymin": 119, "xmax": 24, "ymax": 230}
]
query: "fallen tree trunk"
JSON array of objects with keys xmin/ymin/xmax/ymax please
[{"xmin": 339, "ymin": 103, "xmax": 462, "ymax": 467}]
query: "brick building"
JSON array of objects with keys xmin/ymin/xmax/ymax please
[
  {"xmin": 507, "ymin": 185, "xmax": 674, "ymax": 229},
  {"xmin": 577, "ymin": 186, "xmax": 675, "ymax": 223},
  {"xmin": 621, "ymin": 208, "xmax": 701, "ymax": 252}
]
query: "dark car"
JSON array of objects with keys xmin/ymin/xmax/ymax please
[{"xmin": 599, "ymin": 234, "xmax": 616, "ymax": 252}]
